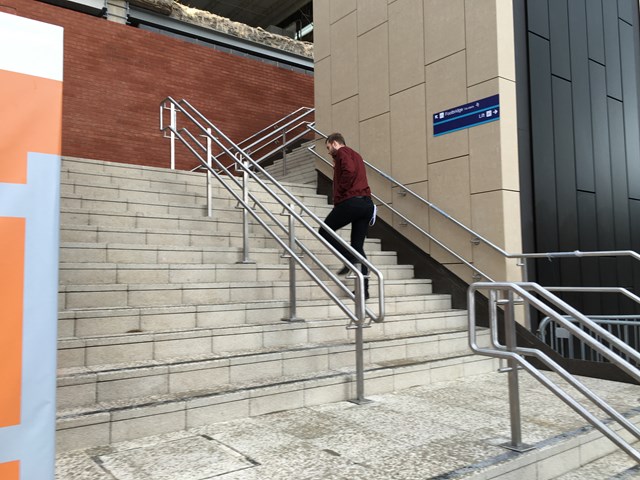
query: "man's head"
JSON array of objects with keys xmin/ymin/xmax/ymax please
[{"xmin": 325, "ymin": 132, "xmax": 346, "ymax": 155}]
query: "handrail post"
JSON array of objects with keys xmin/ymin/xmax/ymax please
[
  {"xmin": 350, "ymin": 280, "xmax": 370, "ymax": 405},
  {"xmin": 282, "ymin": 204, "xmax": 303, "ymax": 322},
  {"xmin": 238, "ymin": 155, "xmax": 254, "ymax": 264},
  {"xmin": 502, "ymin": 289, "xmax": 533, "ymax": 452},
  {"xmin": 281, "ymin": 130, "xmax": 287, "ymax": 176},
  {"xmin": 206, "ymin": 128, "xmax": 212, "ymax": 218},
  {"xmin": 170, "ymin": 102, "xmax": 176, "ymax": 170}
]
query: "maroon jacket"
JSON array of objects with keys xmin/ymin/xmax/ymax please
[{"xmin": 331, "ymin": 146, "xmax": 371, "ymax": 205}]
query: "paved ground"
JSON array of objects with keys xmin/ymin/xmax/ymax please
[{"xmin": 56, "ymin": 372, "xmax": 640, "ymax": 479}]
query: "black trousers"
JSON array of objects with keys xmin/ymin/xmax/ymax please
[{"xmin": 319, "ymin": 196, "xmax": 374, "ymax": 289}]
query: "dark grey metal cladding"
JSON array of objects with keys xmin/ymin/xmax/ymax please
[
  {"xmin": 521, "ymin": 0, "xmax": 640, "ymax": 315},
  {"xmin": 603, "ymin": 2, "xmax": 623, "ymax": 100},
  {"xmin": 550, "ymin": 0, "xmax": 572, "ymax": 80},
  {"xmin": 568, "ymin": 0, "xmax": 595, "ymax": 192},
  {"xmin": 527, "ymin": 0, "xmax": 550, "ymax": 38},
  {"xmin": 585, "ymin": 0, "xmax": 605, "ymax": 63},
  {"xmin": 620, "ymin": 20, "xmax": 640, "ymax": 200}
]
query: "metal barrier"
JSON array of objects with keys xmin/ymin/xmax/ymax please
[
  {"xmin": 539, "ymin": 314, "xmax": 640, "ymax": 363},
  {"xmin": 160, "ymin": 97, "xmax": 384, "ymax": 403},
  {"xmin": 469, "ymin": 282, "xmax": 640, "ymax": 462}
]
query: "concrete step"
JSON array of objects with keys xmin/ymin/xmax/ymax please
[
  {"xmin": 57, "ymin": 327, "xmax": 489, "ymax": 409},
  {"xmin": 55, "ymin": 351, "xmax": 499, "ymax": 452},
  {"xmin": 58, "ymin": 261, "xmax": 415, "ymax": 286},
  {"xmin": 60, "ymin": 225, "xmax": 385, "ymax": 255},
  {"xmin": 57, "ymin": 307, "xmax": 464, "ymax": 369},
  {"xmin": 58, "ymin": 294, "xmax": 455, "ymax": 339},
  {"xmin": 59, "ymin": 188, "xmax": 331, "ymax": 219},
  {"xmin": 551, "ymin": 445, "xmax": 640, "ymax": 479},
  {"xmin": 61, "ymin": 167, "xmax": 325, "ymax": 200},
  {"xmin": 58, "ymin": 237, "xmax": 384, "ymax": 263},
  {"xmin": 63, "ymin": 156, "xmax": 319, "ymax": 187},
  {"xmin": 62, "ymin": 157, "xmax": 323, "ymax": 203},
  {"xmin": 57, "ymin": 278, "xmax": 433, "ymax": 311},
  {"xmin": 59, "ymin": 207, "xmax": 378, "ymax": 253}
]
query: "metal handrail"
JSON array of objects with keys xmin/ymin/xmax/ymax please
[
  {"xmin": 160, "ymin": 97, "xmax": 385, "ymax": 403},
  {"xmin": 243, "ymin": 112, "xmax": 314, "ymax": 164},
  {"xmin": 307, "ymin": 123, "xmax": 640, "ymax": 286},
  {"xmin": 237, "ymin": 106, "xmax": 313, "ymax": 152},
  {"xmin": 468, "ymin": 281, "xmax": 640, "ymax": 462},
  {"xmin": 189, "ymin": 107, "xmax": 314, "ymax": 173}
]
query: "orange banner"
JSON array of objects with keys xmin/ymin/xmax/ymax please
[
  {"xmin": 0, "ymin": 461, "xmax": 20, "ymax": 480},
  {"xmin": 0, "ymin": 69, "xmax": 62, "ymax": 185},
  {"xmin": 0, "ymin": 217, "xmax": 26, "ymax": 428}
]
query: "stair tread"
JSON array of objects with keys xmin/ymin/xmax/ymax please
[
  {"xmin": 62, "ymin": 156, "xmax": 319, "ymax": 193},
  {"xmin": 59, "ymin": 277, "xmax": 430, "ymax": 290},
  {"xmin": 57, "ymin": 309, "xmax": 468, "ymax": 344},
  {"xmin": 58, "ymin": 327, "xmax": 474, "ymax": 374},
  {"xmin": 60, "ymin": 239, "xmax": 380, "ymax": 251},
  {"xmin": 56, "ymin": 349, "xmax": 478, "ymax": 419}
]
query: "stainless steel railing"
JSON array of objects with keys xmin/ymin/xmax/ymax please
[
  {"xmin": 469, "ymin": 281, "xmax": 640, "ymax": 462},
  {"xmin": 160, "ymin": 97, "xmax": 384, "ymax": 403},
  {"xmin": 306, "ymin": 123, "xmax": 640, "ymax": 332},
  {"xmin": 297, "ymin": 120, "xmax": 640, "ymax": 461},
  {"xmin": 539, "ymin": 311, "xmax": 640, "ymax": 364},
  {"xmin": 188, "ymin": 107, "xmax": 314, "ymax": 175}
]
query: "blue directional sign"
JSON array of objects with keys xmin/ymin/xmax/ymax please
[{"xmin": 433, "ymin": 94, "xmax": 500, "ymax": 136}]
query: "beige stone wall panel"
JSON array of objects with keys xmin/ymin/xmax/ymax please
[
  {"xmin": 313, "ymin": 0, "xmax": 331, "ymax": 60},
  {"xmin": 388, "ymin": 0, "xmax": 426, "ymax": 94},
  {"xmin": 315, "ymin": 0, "xmax": 522, "ymax": 286},
  {"xmin": 442, "ymin": 262, "xmax": 475, "ymax": 285},
  {"xmin": 465, "ymin": 0, "xmax": 499, "ymax": 86},
  {"xmin": 332, "ymin": 96, "xmax": 360, "ymax": 151},
  {"xmin": 314, "ymin": 138, "xmax": 333, "ymax": 180},
  {"xmin": 357, "ymin": 0, "xmax": 388, "ymax": 35},
  {"xmin": 425, "ymin": 51, "xmax": 469, "ymax": 163},
  {"xmin": 330, "ymin": 0, "xmax": 357, "ymax": 23},
  {"xmin": 391, "ymin": 182, "xmax": 430, "ymax": 252},
  {"xmin": 468, "ymin": 121, "xmax": 501, "ymax": 194},
  {"xmin": 330, "ymin": 13, "xmax": 358, "ymax": 103},
  {"xmin": 314, "ymin": 57, "xmax": 332, "ymax": 136},
  {"xmin": 360, "ymin": 113, "xmax": 393, "ymax": 204},
  {"xmin": 424, "ymin": 0, "xmax": 465, "ymax": 65},
  {"xmin": 390, "ymin": 85, "xmax": 428, "ymax": 183},
  {"xmin": 428, "ymin": 157, "xmax": 473, "ymax": 261},
  {"xmin": 470, "ymin": 190, "xmax": 522, "ymax": 282},
  {"xmin": 496, "ymin": 0, "xmax": 516, "ymax": 81},
  {"xmin": 357, "ymin": 24, "xmax": 390, "ymax": 121},
  {"xmin": 467, "ymin": 78, "xmax": 519, "ymax": 193}
]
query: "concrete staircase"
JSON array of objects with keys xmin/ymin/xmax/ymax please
[
  {"xmin": 56, "ymin": 157, "xmax": 497, "ymax": 452},
  {"xmin": 261, "ymin": 140, "xmax": 317, "ymax": 185}
]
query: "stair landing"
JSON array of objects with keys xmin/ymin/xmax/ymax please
[{"xmin": 56, "ymin": 372, "xmax": 640, "ymax": 479}]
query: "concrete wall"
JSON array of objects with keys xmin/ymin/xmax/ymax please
[
  {"xmin": 313, "ymin": 0, "xmax": 522, "ymax": 283},
  {"xmin": 4, "ymin": 0, "xmax": 314, "ymax": 171}
]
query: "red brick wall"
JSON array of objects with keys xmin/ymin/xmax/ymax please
[{"xmin": 3, "ymin": 0, "xmax": 314, "ymax": 170}]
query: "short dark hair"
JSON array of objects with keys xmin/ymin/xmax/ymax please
[{"xmin": 326, "ymin": 133, "xmax": 346, "ymax": 146}]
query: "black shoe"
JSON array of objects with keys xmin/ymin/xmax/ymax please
[
  {"xmin": 337, "ymin": 265, "xmax": 349, "ymax": 276},
  {"xmin": 353, "ymin": 290, "xmax": 370, "ymax": 300}
]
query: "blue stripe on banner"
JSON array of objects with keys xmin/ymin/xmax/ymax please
[
  {"xmin": 433, "ymin": 104, "xmax": 500, "ymax": 126},
  {"xmin": 433, "ymin": 117, "xmax": 500, "ymax": 137}
]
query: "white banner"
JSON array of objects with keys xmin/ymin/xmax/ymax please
[{"xmin": 0, "ymin": 12, "xmax": 63, "ymax": 480}]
